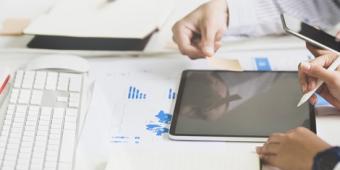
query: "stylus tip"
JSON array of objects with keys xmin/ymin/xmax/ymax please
[{"xmin": 297, "ymin": 96, "xmax": 308, "ymax": 107}]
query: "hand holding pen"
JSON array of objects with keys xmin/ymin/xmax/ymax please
[{"xmin": 298, "ymin": 54, "xmax": 340, "ymax": 108}]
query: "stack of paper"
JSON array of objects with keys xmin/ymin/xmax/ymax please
[{"xmin": 24, "ymin": 0, "xmax": 174, "ymax": 39}]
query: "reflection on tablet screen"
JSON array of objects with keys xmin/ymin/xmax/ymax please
[{"xmin": 173, "ymin": 71, "xmax": 313, "ymax": 137}]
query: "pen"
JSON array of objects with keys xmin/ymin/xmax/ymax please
[{"xmin": 297, "ymin": 55, "xmax": 340, "ymax": 107}]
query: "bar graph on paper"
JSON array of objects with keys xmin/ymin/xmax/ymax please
[
  {"xmin": 168, "ymin": 88, "xmax": 176, "ymax": 100},
  {"xmin": 102, "ymin": 72, "xmax": 179, "ymax": 145},
  {"xmin": 126, "ymin": 86, "xmax": 176, "ymax": 101},
  {"xmin": 128, "ymin": 86, "xmax": 147, "ymax": 100}
]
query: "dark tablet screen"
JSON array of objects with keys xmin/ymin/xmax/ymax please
[{"xmin": 170, "ymin": 71, "xmax": 316, "ymax": 137}]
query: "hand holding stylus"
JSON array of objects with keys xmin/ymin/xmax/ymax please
[{"xmin": 298, "ymin": 54, "xmax": 340, "ymax": 108}]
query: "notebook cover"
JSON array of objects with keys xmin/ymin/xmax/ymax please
[{"xmin": 27, "ymin": 30, "xmax": 155, "ymax": 51}]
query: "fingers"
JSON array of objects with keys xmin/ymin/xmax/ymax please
[
  {"xmin": 309, "ymin": 94, "xmax": 317, "ymax": 105},
  {"xmin": 336, "ymin": 31, "xmax": 340, "ymax": 42},
  {"xmin": 306, "ymin": 42, "xmax": 333, "ymax": 57},
  {"xmin": 311, "ymin": 55, "xmax": 337, "ymax": 67},
  {"xmin": 299, "ymin": 61, "xmax": 336, "ymax": 84},
  {"xmin": 298, "ymin": 63, "xmax": 308, "ymax": 93},
  {"xmin": 256, "ymin": 145, "xmax": 279, "ymax": 166},
  {"xmin": 299, "ymin": 54, "xmax": 338, "ymax": 92},
  {"xmin": 200, "ymin": 22, "xmax": 218, "ymax": 57},
  {"xmin": 256, "ymin": 133, "xmax": 287, "ymax": 166},
  {"xmin": 256, "ymin": 133, "xmax": 284, "ymax": 155},
  {"xmin": 318, "ymin": 85, "xmax": 340, "ymax": 109},
  {"xmin": 172, "ymin": 23, "xmax": 204, "ymax": 59},
  {"xmin": 172, "ymin": 21, "xmax": 223, "ymax": 59},
  {"xmin": 257, "ymin": 143, "xmax": 280, "ymax": 155}
]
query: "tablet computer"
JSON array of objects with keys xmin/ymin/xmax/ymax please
[
  {"xmin": 281, "ymin": 13, "xmax": 340, "ymax": 53},
  {"xmin": 169, "ymin": 70, "xmax": 316, "ymax": 142}
]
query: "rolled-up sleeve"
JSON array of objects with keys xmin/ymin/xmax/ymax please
[{"xmin": 225, "ymin": 0, "xmax": 340, "ymax": 37}]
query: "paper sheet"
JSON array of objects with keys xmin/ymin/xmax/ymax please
[
  {"xmin": 207, "ymin": 57, "xmax": 243, "ymax": 71},
  {"xmin": 88, "ymin": 56, "xmax": 262, "ymax": 170},
  {"xmin": 105, "ymin": 147, "xmax": 260, "ymax": 170},
  {"xmin": 24, "ymin": 0, "xmax": 174, "ymax": 38},
  {"xmin": 80, "ymin": 49, "xmax": 313, "ymax": 170},
  {"xmin": 89, "ymin": 50, "xmax": 312, "ymax": 142}
]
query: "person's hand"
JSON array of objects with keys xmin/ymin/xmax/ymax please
[
  {"xmin": 256, "ymin": 127, "xmax": 331, "ymax": 170},
  {"xmin": 306, "ymin": 42, "xmax": 335, "ymax": 57},
  {"xmin": 172, "ymin": 0, "xmax": 228, "ymax": 59},
  {"xmin": 298, "ymin": 54, "xmax": 340, "ymax": 108},
  {"xmin": 306, "ymin": 31, "xmax": 340, "ymax": 57}
]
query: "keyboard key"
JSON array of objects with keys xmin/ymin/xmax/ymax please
[
  {"xmin": 66, "ymin": 108, "xmax": 78, "ymax": 118},
  {"xmin": 46, "ymin": 72, "xmax": 58, "ymax": 90},
  {"xmin": 14, "ymin": 70, "xmax": 24, "ymax": 88},
  {"xmin": 69, "ymin": 74, "xmax": 82, "ymax": 92},
  {"xmin": 58, "ymin": 162, "xmax": 72, "ymax": 170},
  {"xmin": 58, "ymin": 73, "xmax": 70, "ymax": 91},
  {"xmin": 59, "ymin": 130, "xmax": 75, "ymax": 163},
  {"xmin": 18, "ymin": 89, "xmax": 31, "ymax": 104},
  {"xmin": 22, "ymin": 71, "xmax": 35, "ymax": 89},
  {"xmin": 34, "ymin": 71, "xmax": 47, "ymax": 89},
  {"xmin": 44, "ymin": 161, "xmax": 57, "ymax": 169},
  {"xmin": 69, "ymin": 93, "xmax": 80, "ymax": 108},
  {"xmin": 7, "ymin": 104, "xmax": 15, "ymax": 112},
  {"xmin": 16, "ymin": 105, "xmax": 28, "ymax": 113},
  {"xmin": 57, "ymin": 96, "xmax": 68, "ymax": 103},
  {"xmin": 10, "ymin": 89, "xmax": 19, "ymax": 104},
  {"xmin": 41, "ymin": 107, "xmax": 52, "ymax": 116},
  {"xmin": 31, "ymin": 90, "xmax": 43, "ymax": 105}
]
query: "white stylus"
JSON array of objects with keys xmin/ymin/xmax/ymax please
[{"xmin": 297, "ymin": 55, "xmax": 340, "ymax": 107}]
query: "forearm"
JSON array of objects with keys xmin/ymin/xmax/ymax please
[
  {"xmin": 226, "ymin": 0, "xmax": 283, "ymax": 37},
  {"xmin": 225, "ymin": 0, "xmax": 340, "ymax": 37}
]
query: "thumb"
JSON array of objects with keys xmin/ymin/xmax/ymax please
[
  {"xmin": 336, "ymin": 31, "xmax": 340, "ymax": 42},
  {"xmin": 200, "ymin": 26, "xmax": 216, "ymax": 57},
  {"xmin": 302, "ymin": 62, "xmax": 335, "ymax": 83}
]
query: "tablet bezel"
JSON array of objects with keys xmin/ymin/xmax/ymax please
[
  {"xmin": 169, "ymin": 70, "xmax": 316, "ymax": 142},
  {"xmin": 280, "ymin": 14, "xmax": 339, "ymax": 54}
]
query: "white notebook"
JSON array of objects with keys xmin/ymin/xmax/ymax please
[{"xmin": 24, "ymin": 0, "xmax": 174, "ymax": 39}]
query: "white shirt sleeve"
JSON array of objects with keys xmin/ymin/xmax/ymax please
[
  {"xmin": 226, "ymin": 0, "xmax": 340, "ymax": 37},
  {"xmin": 335, "ymin": 163, "xmax": 340, "ymax": 170}
]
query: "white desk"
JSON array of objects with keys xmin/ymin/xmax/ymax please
[
  {"xmin": 1, "ymin": 1, "xmax": 340, "ymax": 170},
  {"xmin": 1, "ymin": 46, "xmax": 340, "ymax": 170}
]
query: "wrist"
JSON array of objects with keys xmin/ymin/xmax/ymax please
[{"xmin": 313, "ymin": 146, "xmax": 340, "ymax": 170}]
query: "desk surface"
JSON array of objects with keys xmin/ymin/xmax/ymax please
[
  {"xmin": 1, "ymin": 1, "xmax": 340, "ymax": 170},
  {"xmin": 0, "ymin": 50, "xmax": 339, "ymax": 170}
]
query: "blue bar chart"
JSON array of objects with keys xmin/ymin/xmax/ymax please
[
  {"xmin": 168, "ymin": 88, "xmax": 176, "ymax": 100},
  {"xmin": 128, "ymin": 86, "xmax": 147, "ymax": 100}
]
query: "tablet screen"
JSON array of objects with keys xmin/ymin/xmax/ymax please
[{"xmin": 170, "ymin": 71, "xmax": 315, "ymax": 137}]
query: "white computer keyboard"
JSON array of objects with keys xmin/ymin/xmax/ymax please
[{"xmin": 0, "ymin": 70, "xmax": 87, "ymax": 170}]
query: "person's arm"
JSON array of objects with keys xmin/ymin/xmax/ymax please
[
  {"xmin": 313, "ymin": 147, "xmax": 340, "ymax": 170},
  {"xmin": 256, "ymin": 127, "xmax": 331, "ymax": 170},
  {"xmin": 172, "ymin": 0, "xmax": 340, "ymax": 59},
  {"xmin": 226, "ymin": 0, "xmax": 340, "ymax": 37}
]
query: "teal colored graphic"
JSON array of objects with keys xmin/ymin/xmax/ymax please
[
  {"xmin": 155, "ymin": 110, "xmax": 172, "ymax": 124},
  {"xmin": 146, "ymin": 110, "xmax": 172, "ymax": 136},
  {"xmin": 316, "ymin": 94, "xmax": 331, "ymax": 106}
]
